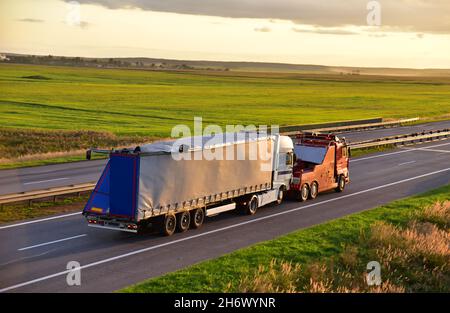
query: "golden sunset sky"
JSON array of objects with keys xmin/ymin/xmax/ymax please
[{"xmin": 1, "ymin": 0, "xmax": 449, "ymax": 68}]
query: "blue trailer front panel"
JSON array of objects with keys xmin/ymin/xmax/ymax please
[{"xmin": 83, "ymin": 160, "xmax": 110, "ymax": 215}]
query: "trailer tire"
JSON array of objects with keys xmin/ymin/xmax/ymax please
[
  {"xmin": 298, "ymin": 184, "xmax": 309, "ymax": 202},
  {"xmin": 276, "ymin": 186, "xmax": 285, "ymax": 205},
  {"xmin": 190, "ymin": 208, "xmax": 205, "ymax": 229},
  {"xmin": 309, "ymin": 181, "xmax": 318, "ymax": 200},
  {"xmin": 335, "ymin": 175, "xmax": 346, "ymax": 193},
  {"xmin": 161, "ymin": 213, "xmax": 176, "ymax": 236},
  {"xmin": 176, "ymin": 211, "xmax": 190, "ymax": 233},
  {"xmin": 245, "ymin": 195, "xmax": 259, "ymax": 215}
]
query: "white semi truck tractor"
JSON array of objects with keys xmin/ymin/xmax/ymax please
[{"xmin": 83, "ymin": 132, "xmax": 294, "ymax": 236}]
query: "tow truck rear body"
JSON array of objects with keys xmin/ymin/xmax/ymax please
[{"xmin": 289, "ymin": 133, "xmax": 350, "ymax": 201}]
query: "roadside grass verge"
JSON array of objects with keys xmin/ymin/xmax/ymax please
[
  {"xmin": 120, "ymin": 184, "xmax": 450, "ymax": 293},
  {"xmin": 0, "ymin": 152, "xmax": 107, "ymax": 170},
  {"xmin": 350, "ymin": 145, "xmax": 396, "ymax": 158},
  {"xmin": 0, "ymin": 194, "xmax": 88, "ymax": 224},
  {"xmin": 0, "ymin": 127, "xmax": 154, "ymax": 169},
  {"xmin": 0, "ymin": 127, "xmax": 153, "ymax": 159}
]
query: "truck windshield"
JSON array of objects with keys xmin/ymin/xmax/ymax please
[{"xmin": 294, "ymin": 145, "xmax": 327, "ymax": 165}]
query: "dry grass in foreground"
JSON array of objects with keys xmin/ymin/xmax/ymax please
[{"xmin": 234, "ymin": 201, "xmax": 449, "ymax": 293}]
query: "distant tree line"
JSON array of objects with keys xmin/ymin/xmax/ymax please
[{"xmin": 1, "ymin": 54, "xmax": 230, "ymax": 72}]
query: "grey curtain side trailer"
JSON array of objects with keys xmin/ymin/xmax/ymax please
[{"xmin": 83, "ymin": 133, "xmax": 294, "ymax": 235}]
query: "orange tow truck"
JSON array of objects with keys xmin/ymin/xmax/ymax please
[{"xmin": 289, "ymin": 133, "xmax": 350, "ymax": 201}]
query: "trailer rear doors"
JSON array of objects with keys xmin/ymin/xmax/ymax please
[{"xmin": 108, "ymin": 154, "xmax": 140, "ymax": 220}]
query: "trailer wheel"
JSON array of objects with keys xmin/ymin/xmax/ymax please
[
  {"xmin": 335, "ymin": 175, "xmax": 346, "ymax": 193},
  {"xmin": 176, "ymin": 211, "xmax": 190, "ymax": 233},
  {"xmin": 276, "ymin": 186, "xmax": 285, "ymax": 205},
  {"xmin": 245, "ymin": 195, "xmax": 259, "ymax": 215},
  {"xmin": 309, "ymin": 181, "xmax": 318, "ymax": 200},
  {"xmin": 162, "ymin": 213, "xmax": 176, "ymax": 236},
  {"xmin": 190, "ymin": 208, "xmax": 205, "ymax": 229},
  {"xmin": 298, "ymin": 184, "xmax": 309, "ymax": 202}
]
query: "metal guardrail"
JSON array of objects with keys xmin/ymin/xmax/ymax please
[
  {"xmin": 278, "ymin": 118, "xmax": 383, "ymax": 134},
  {"xmin": 0, "ymin": 183, "xmax": 95, "ymax": 208},
  {"xmin": 350, "ymin": 129, "xmax": 450, "ymax": 149},
  {"xmin": 282, "ymin": 117, "xmax": 419, "ymax": 136}
]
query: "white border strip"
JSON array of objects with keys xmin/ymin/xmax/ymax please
[
  {"xmin": 0, "ymin": 212, "xmax": 81, "ymax": 230},
  {"xmin": 18, "ymin": 234, "xmax": 87, "ymax": 251}
]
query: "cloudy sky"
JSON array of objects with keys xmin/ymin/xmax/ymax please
[{"xmin": 1, "ymin": 0, "xmax": 449, "ymax": 68}]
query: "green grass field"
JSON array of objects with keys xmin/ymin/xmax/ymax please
[
  {"xmin": 121, "ymin": 184, "xmax": 450, "ymax": 293},
  {"xmin": 2, "ymin": 63, "xmax": 450, "ymax": 138}
]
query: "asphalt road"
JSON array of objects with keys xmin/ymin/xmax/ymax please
[
  {"xmin": 0, "ymin": 139, "xmax": 449, "ymax": 292},
  {"xmin": 340, "ymin": 119, "xmax": 450, "ymax": 142},
  {"xmin": 0, "ymin": 120, "xmax": 449, "ymax": 196}
]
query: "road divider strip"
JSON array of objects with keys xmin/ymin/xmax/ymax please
[
  {"xmin": 351, "ymin": 141, "xmax": 450, "ymax": 162},
  {"xmin": 349, "ymin": 128, "xmax": 449, "ymax": 149}
]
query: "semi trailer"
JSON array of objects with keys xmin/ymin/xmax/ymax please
[
  {"xmin": 289, "ymin": 133, "xmax": 350, "ymax": 201},
  {"xmin": 83, "ymin": 132, "xmax": 294, "ymax": 235}
]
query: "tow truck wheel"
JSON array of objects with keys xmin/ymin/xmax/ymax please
[
  {"xmin": 298, "ymin": 184, "xmax": 309, "ymax": 202},
  {"xmin": 245, "ymin": 196, "xmax": 259, "ymax": 215},
  {"xmin": 276, "ymin": 186, "xmax": 285, "ymax": 205},
  {"xmin": 176, "ymin": 211, "xmax": 190, "ymax": 233},
  {"xmin": 190, "ymin": 208, "xmax": 205, "ymax": 229},
  {"xmin": 162, "ymin": 213, "xmax": 176, "ymax": 236},
  {"xmin": 309, "ymin": 182, "xmax": 318, "ymax": 200},
  {"xmin": 335, "ymin": 175, "xmax": 346, "ymax": 192}
]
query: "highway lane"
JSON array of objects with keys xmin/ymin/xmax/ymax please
[
  {"xmin": 0, "ymin": 159, "xmax": 106, "ymax": 195},
  {"xmin": 0, "ymin": 139, "xmax": 449, "ymax": 292},
  {"xmin": 0, "ymin": 120, "xmax": 449, "ymax": 196},
  {"xmin": 340, "ymin": 119, "xmax": 450, "ymax": 143}
]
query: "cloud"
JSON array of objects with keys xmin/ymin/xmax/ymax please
[
  {"xmin": 64, "ymin": 0, "xmax": 450, "ymax": 34},
  {"xmin": 79, "ymin": 21, "xmax": 91, "ymax": 28},
  {"xmin": 18, "ymin": 18, "xmax": 44, "ymax": 23},
  {"xmin": 254, "ymin": 26, "xmax": 271, "ymax": 33},
  {"xmin": 64, "ymin": 20, "xmax": 91, "ymax": 28},
  {"xmin": 292, "ymin": 27, "xmax": 358, "ymax": 35}
]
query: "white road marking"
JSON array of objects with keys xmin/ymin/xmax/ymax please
[
  {"xmin": 1, "ymin": 166, "xmax": 449, "ymax": 293},
  {"xmin": 351, "ymin": 141, "xmax": 450, "ymax": 162},
  {"xmin": 398, "ymin": 161, "xmax": 416, "ymax": 166},
  {"xmin": 18, "ymin": 234, "xmax": 87, "ymax": 251},
  {"xmin": 415, "ymin": 148, "xmax": 450, "ymax": 153},
  {"xmin": 23, "ymin": 178, "xmax": 69, "ymax": 185},
  {"xmin": 0, "ymin": 212, "xmax": 81, "ymax": 230}
]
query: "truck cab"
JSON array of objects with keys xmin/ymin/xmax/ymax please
[{"xmin": 289, "ymin": 133, "xmax": 350, "ymax": 201}]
